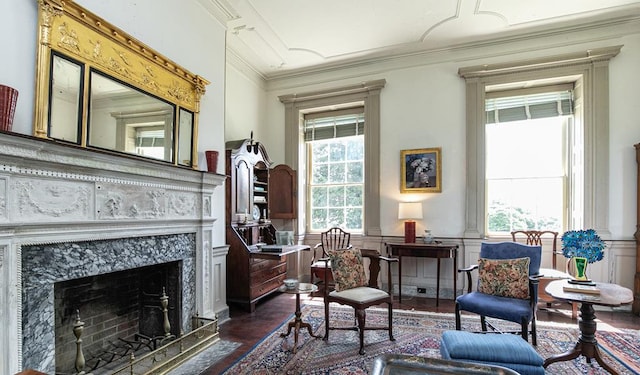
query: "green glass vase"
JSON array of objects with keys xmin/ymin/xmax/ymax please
[{"xmin": 571, "ymin": 256, "xmax": 589, "ymax": 281}]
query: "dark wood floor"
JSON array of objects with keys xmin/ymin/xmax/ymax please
[{"xmin": 202, "ymin": 292, "xmax": 640, "ymax": 374}]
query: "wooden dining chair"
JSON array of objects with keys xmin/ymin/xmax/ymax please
[
  {"xmin": 511, "ymin": 230, "xmax": 578, "ymax": 319},
  {"xmin": 310, "ymin": 227, "xmax": 352, "ymax": 293}
]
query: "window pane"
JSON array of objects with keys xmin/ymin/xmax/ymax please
[
  {"xmin": 346, "ymin": 162, "xmax": 363, "ymax": 183},
  {"xmin": 313, "ymin": 143, "xmax": 329, "ymax": 163},
  {"xmin": 329, "ymin": 143, "xmax": 346, "ymax": 162},
  {"xmin": 328, "ymin": 209, "xmax": 344, "ymax": 227},
  {"xmin": 346, "ymin": 208, "xmax": 363, "ymax": 230},
  {"xmin": 346, "ymin": 139, "xmax": 364, "ymax": 160},
  {"xmin": 487, "ymin": 178, "xmax": 563, "ymax": 233},
  {"xmin": 486, "ymin": 118, "xmax": 565, "ymax": 178},
  {"xmin": 311, "ymin": 209, "xmax": 327, "ymax": 230},
  {"xmin": 328, "ymin": 186, "xmax": 345, "ymax": 207},
  {"xmin": 312, "ymin": 164, "xmax": 328, "ymax": 184},
  {"xmin": 345, "ymin": 186, "xmax": 363, "ymax": 206},
  {"xmin": 329, "ymin": 163, "xmax": 345, "ymax": 183},
  {"xmin": 312, "ymin": 186, "xmax": 327, "ymax": 207}
]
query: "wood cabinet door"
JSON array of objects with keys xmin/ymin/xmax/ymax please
[
  {"xmin": 269, "ymin": 164, "xmax": 297, "ymax": 219},
  {"xmin": 233, "ymin": 157, "xmax": 252, "ymax": 217}
]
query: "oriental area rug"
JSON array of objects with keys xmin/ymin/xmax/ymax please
[{"xmin": 222, "ymin": 303, "xmax": 640, "ymax": 375}]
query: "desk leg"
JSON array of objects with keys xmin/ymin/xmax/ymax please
[
  {"xmin": 543, "ymin": 303, "xmax": 619, "ymax": 375},
  {"xmin": 452, "ymin": 251, "xmax": 457, "ymax": 300},
  {"xmin": 398, "ymin": 256, "xmax": 402, "ymax": 303},
  {"xmin": 436, "ymin": 258, "xmax": 441, "ymax": 307}
]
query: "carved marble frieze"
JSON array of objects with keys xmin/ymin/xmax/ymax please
[
  {"xmin": 11, "ymin": 178, "xmax": 93, "ymax": 222},
  {"xmin": 96, "ymin": 183, "xmax": 201, "ymax": 220}
]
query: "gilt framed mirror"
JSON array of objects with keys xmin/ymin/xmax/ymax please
[{"xmin": 34, "ymin": 0, "xmax": 208, "ymax": 168}]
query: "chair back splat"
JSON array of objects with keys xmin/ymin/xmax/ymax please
[{"xmin": 310, "ymin": 227, "xmax": 352, "ymax": 293}]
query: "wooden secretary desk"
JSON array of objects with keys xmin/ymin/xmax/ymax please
[{"xmin": 225, "ymin": 138, "xmax": 303, "ymax": 312}]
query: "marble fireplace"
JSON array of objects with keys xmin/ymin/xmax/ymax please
[{"xmin": 0, "ymin": 133, "xmax": 228, "ymax": 374}]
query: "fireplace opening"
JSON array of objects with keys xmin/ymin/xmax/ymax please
[{"xmin": 54, "ymin": 261, "xmax": 182, "ymax": 374}]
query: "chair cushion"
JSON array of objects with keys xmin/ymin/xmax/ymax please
[
  {"xmin": 478, "ymin": 257, "xmax": 530, "ymax": 299},
  {"xmin": 328, "ymin": 248, "xmax": 367, "ymax": 291},
  {"xmin": 440, "ymin": 331, "xmax": 544, "ymax": 375},
  {"xmin": 456, "ymin": 292, "xmax": 534, "ymax": 323},
  {"xmin": 329, "ymin": 286, "xmax": 389, "ymax": 303}
]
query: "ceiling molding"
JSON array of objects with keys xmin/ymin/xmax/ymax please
[
  {"xmin": 260, "ymin": 14, "xmax": 640, "ymax": 86},
  {"xmin": 196, "ymin": 0, "xmax": 239, "ymax": 27}
]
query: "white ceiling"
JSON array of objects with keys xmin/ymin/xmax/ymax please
[{"xmin": 213, "ymin": 0, "xmax": 640, "ymax": 79}]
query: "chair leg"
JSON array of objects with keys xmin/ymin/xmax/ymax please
[
  {"xmin": 356, "ymin": 309, "xmax": 366, "ymax": 355},
  {"xmin": 323, "ymin": 299, "xmax": 330, "ymax": 341},
  {"xmin": 571, "ymin": 302, "xmax": 578, "ymax": 319},
  {"xmin": 455, "ymin": 303, "xmax": 462, "ymax": 330},
  {"xmin": 480, "ymin": 316, "xmax": 487, "ymax": 332},
  {"xmin": 531, "ymin": 318, "xmax": 537, "ymax": 346},
  {"xmin": 388, "ymin": 302, "xmax": 395, "ymax": 341},
  {"xmin": 520, "ymin": 317, "xmax": 528, "ymax": 342}
]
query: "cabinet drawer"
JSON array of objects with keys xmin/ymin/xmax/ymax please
[
  {"xmin": 250, "ymin": 273, "xmax": 287, "ymax": 300},
  {"xmin": 250, "ymin": 257, "xmax": 285, "ymax": 273},
  {"xmin": 251, "ymin": 262, "xmax": 287, "ymax": 284}
]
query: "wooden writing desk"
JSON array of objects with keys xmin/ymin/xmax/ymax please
[{"xmin": 385, "ymin": 242, "xmax": 458, "ymax": 306}]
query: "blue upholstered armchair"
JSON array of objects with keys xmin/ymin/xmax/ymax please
[{"xmin": 455, "ymin": 242, "xmax": 541, "ymax": 345}]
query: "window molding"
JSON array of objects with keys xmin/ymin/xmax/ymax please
[
  {"xmin": 279, "ymin": 79, "xmax": 386, "ymax": 236},
  {"xmin": 459, "ymin": 46, "xmax": 621, "ymax": 239}
]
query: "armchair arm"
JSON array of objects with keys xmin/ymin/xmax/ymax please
[
  {"xmin": 311, "ymin": 243, "xmax": 324, "ymax": 263},
  {"xmin": 457, "ymin": 264, "xmax": 479, "ymax": 294},
  {"xmin": 380, "ymin": 256, "xmax": 398, "ymax": 294}
]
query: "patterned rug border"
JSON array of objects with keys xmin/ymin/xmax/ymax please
[{"xmin": 221, "ymin": 302, "xmax": 640, "ymax": 375}]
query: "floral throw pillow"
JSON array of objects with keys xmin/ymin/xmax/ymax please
[
  {"xmin": 329, "ymin": 248, "xmax": 367, "ymax": 292},
  {"xmin": 477, "ymin": 257, "xmax": 530, "ymax": 299}
]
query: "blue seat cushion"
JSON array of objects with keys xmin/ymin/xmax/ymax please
[
  {"xmin": 456, "ymin": 292, "xmax": 533, "ymax": 323},
  {"xmin": 440, "ymin": 331, "xmax": 544, "ymax": 375}
]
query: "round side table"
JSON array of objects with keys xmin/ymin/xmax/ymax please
[
  {"xmin": 543, "ymin": 279, "xmax": 633, "ymax": 374},
  {"xmin": 278, "ymin": 282, "xmax": 321, "ymax": 353}
]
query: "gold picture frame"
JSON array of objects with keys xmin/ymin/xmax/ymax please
[{"xmin": 401, "ymin": 148, "xmax": 442, "ymax": 193}]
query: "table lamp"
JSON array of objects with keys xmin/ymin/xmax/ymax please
[{"xmin": 398, "ymin": 202, "xmax": 423, "ymax": 243}]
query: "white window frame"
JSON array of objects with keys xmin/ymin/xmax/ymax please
[
  {"xmin": 279, "ymin": 79, "xmax": 386, "ymax": 236},
  {"xmin": 459, "ymin": 46, "xmax": 620, "ymax": 239}
]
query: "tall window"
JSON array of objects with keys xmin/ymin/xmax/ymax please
[
  {"xmin": 485, "ymin": 90, "xmax": 573, "ymax": 234},
  {"xmin": 305, "ymin": 109, "xmax": 364, "ymax": 232},
  {"xmin": 460, "ymin": 46, "xmax": 619, "ymax": 239}
]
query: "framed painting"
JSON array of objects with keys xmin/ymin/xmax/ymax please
[{"xmin": 401, "ymin": 147, "xmax": 442, "ymax": 193}]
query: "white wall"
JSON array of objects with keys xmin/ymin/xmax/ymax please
[
  {"xmin": 0, "ymin": 0, "xmax": 228, "ymax": 246},
  {"xmin": 241, "ymin": 31, "xmax": 640, "ymax": 242}
]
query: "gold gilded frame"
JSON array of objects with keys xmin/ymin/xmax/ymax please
[
  {"xmin": 400, "ymin": 147, "xmax": 442, "ymax": 193},
  {"xmin": 34, "ymin": 0, "xmax": 209, "ymax": 167}
]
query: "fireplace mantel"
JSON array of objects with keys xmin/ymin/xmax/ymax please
[{"xmin": 0, "ymin": 132, "xmax": 229, "ymax": 374}]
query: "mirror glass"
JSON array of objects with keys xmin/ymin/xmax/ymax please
[
  {"xmin": 178, "ymin": 109, "xmax": 194, "ymax": 166},
  {"xmin": 88, "ymin": 71, "xmax": 175, "ymax": 162},
  {"xmin": 49, "ymin": 54, "xmax": 82, "ymax": 143}
]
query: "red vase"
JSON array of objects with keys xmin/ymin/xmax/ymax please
[
  {"xmin": 205, "ymin": 150, "xmax": 219, "ymax": 173},
  {"xmin": 0, "ymin": 85, "xmax": 19, "ymax": 132}
]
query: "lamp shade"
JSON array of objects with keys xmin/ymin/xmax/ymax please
[{"xmin": 398, "ymin": 202, "xmax": 423, "ymax": 220}]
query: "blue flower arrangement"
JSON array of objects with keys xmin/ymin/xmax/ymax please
[{"xmin": 561, "ymin": 229, "xmax": 606, "ymax": 264}]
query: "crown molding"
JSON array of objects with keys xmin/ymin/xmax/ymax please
[{"xmin": 196, "ymin": 0, "xmax": 239, "ymax": 28}]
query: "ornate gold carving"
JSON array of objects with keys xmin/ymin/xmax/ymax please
[{"xmin": 40, "ymin": 0, "xmax": 207, "ymax": 111}]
